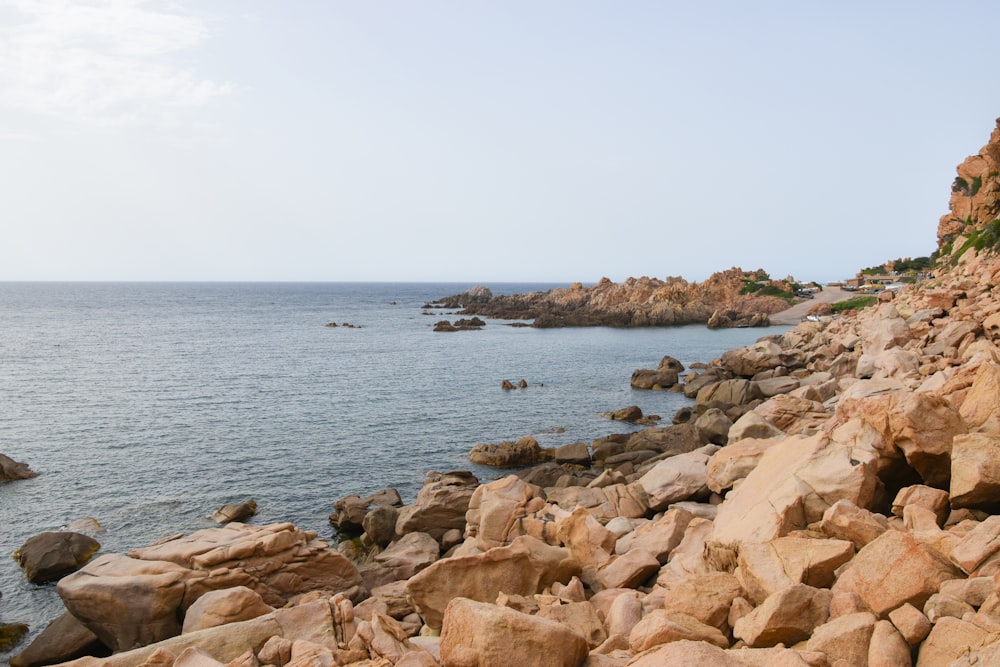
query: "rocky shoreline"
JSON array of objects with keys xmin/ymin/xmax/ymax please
[
  {"xmin": 5, "ymin": 119, "xmax": 1000, "ymax": 667},
  {"xmin": 6, "ymin": 244, "xmax": 1000, "ymax": 666}
]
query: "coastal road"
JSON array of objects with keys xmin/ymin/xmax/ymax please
[{"xmin": 769, "ymin": 285, "xmax": 853, "ymax": 325}]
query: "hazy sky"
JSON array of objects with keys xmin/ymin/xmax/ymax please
[{"xmin": 2, "ymin": 1, "xmax": 999, "ymax": 283}]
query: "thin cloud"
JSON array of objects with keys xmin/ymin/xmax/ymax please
[{"xmin": 0, "ymin": 0, "xmax": 235, "ymax": 125}]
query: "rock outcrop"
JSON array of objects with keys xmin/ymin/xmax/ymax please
[
  {"xmin": 0, "ymin": 453, "xmax": 37, "ymax": 483},
  {"xmin": 434, "ymin": 269, "xmax": 800, "ymax": 328},
  {"xmin": 938, "ymin": 117, "xmax": 1000, "ymax": 246}
]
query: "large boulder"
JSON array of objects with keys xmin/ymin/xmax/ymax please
[
  {"xmin": 804, "ymin": 612, "xmax": 877, "ymax": 667},
  {"xmin": 857, "ymin": 347, "xmax": 921, "ymax": 381},
  {"xmin": 834, "ymin": 389, "xmax": 967, "ymax": 488},
  {"xmin": 916, "ymin": 616, "xmax": 999, "ymax": 667},
  {"xmin": 468, "ymin": 437, "xmax": 552, "ymax": 467},
  {"xmin": 726, "ymin": 412, "xmax": 785, "ymax": 442},
  {"xmin": 556, "ymin": 506, "xmax": 616, "ymax": 569},
  {"xmin": 628, "ymin": 609, "xmax": 729, "ymax": 653},
  {"xmin": 624, "ymin": 423, "xmax": 703, "ymax": 455},
  {"xmin": 949, "ymin": 515, "xmax": 1000, "ymax": 574},
  {"xmin": 15, "ymin": 531, "xmax": 101, "ymax": 583},
  {"xmin": 608, "ymin": 405, "xmax": 643, "ymax": 421},
  {"xmin": 752, "ymin": 394, "xmax": 830, "ymax": 436},
  {"xmin": 660, "ymin": 571, "xmax": 745, "ymax": 633},
  {"xmin": 891, "ymin": 485, "xmax": 951, "ymax": 527},
  {"xmin": 811, "ymin": 499, "xmax": 889, "ymax": 549},
  {"xmin": 0, "ymin": 453, "xmax": 38, "ymax": 483},
  {"xmin": 737, "ymin": 537, "xmax": 855, "ymax": 605},
  {"xmin": 329, "ymin": 488, "xmax": 402, "ymax": 533},
  {"xmin": 543, "ymin": 483, "xmax": 648, "ymax": 523},
  {"xmin": 594, "ymin": 548, "xmax": 659, "ymax": 590},
  {"xmin": 128, "ymin": 522, "xmax": 363, "ymax": 605},
  {"xmin": 696, "ymin": 379, "xmax": 762, "ymax": 407},
  {"xmin": 958, "ymin": 362, "xmax": 1000, "ymax": 432},
  {"xmin": 614, "ymin": 507, "xmax": 695, "ymax": 564},
  {"xmin": 683, "ymin": 367, "xmax": 731, "ymax": 398},
  {"xmin": 9, "ymin": 612, "xmax": 104, "ymax": 667},
  {"xmin": 858, "ymin": 304, "xmax": 912, "ymax": 354},
  {"xmin": 362, "ymin": 505, "xmax": 400, "ymax": 547},
  {"xmin": 439, "ymin": 597, "xmax": 587, "ymax": 667},
  {"xmin": 211, "ymin": 499, "xmax": 257, "ymax": 524},
  {"xmin": 719, "ymin": 340, "xmax": 800, "ymax": 378},
  {"xmin": 830, "ymin": 529, "xmax": 964, "ymax": 617},
  {"xmin": 464, "ymin": 475, "xmax": 546, "ymax": 551},
  {"xmin": 181, "ymin": 586, "xmax": 274, "ymax": 634},
  {"xmin": 694, "ymin": 408, "xmax": 733, "ymax": 445},
  {"xmin": 950, "ymin": 432, "xmax": 1000, "ymax": 510},
  {"xmin": 635, "ymin": 445, "xmax": 717, "ymax": 511},
  {"xmin": 395, "ymin": 471, "xmax": 479, "ymax": 540},
  {"xmin": 404, "ymin": 535, "xmax": 580, "ymax": 631},
  {"xmin": 535, "ymin": 601, "xmax": 606, "ymax": 649},
  {"xmin": 655, "ymin": 518, "xmax": 714, "ymax": 588},
  {"xmin": 57, "ymin": 553, "xmax": 191, "ymax": 652},
  {"xmin": 732, "ymin": 584, "xmax": 832, "ymax": 648},
  {"xmin": 27, "ymin": 597, "xmax": 347, "ymax": 667},
  {"xmin": 360, "ymin": 531, "xmax": 440, "ymax": 589},
  {"xmin": 58, "ymin": 522, "xmax": 363, "ymax": 652},
  {"xmin": 704, "ymin": 436, "xmax": 783, "ymax": 494},
  {"xmin": 754, "ymin": 376, "xmax": 801, "ymax": 398},
  {"xmin": 709, "ymin": 433, "xmax": 878, "ymax": 567},
  {"xmin": 630, "ymin": 368, "xmax": 679, "ymax": 390},
  {"xmin": 553, "ymin": 442, "xmax": 591, "ymax": 466}
]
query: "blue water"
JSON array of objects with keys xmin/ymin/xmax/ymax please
[{"xmin": 0, "ymin": 282, "xmax": 782, "ymax": 651}]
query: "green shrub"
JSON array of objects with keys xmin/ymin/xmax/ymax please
[
  {"xmin": 831, "ymin": 295, "xmax": 878, "ymax": 313},
  {"xmin": 756, "ymin": 284, "xmax": 796, "ymax": 301},
  {"xmin": 891, "ymin": 256, "xmax": 931, "ymax": 272},
  {"xmin": 967, "ymin": 219, "xmax": 1000, "ymax": 252}
]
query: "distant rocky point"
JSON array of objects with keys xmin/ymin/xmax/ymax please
[{"xmin": 432, "ymin": 268, "xmax": 802, "ymax": 328}]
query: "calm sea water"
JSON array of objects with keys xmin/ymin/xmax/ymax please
[{"xmin": 0, "ymin": 282, "xmax": 784, "ymax": 650}]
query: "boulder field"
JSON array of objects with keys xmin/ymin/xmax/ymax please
[{"xmin": 14, "ymin": 244, "xmax": 1000, "ymax": 667}]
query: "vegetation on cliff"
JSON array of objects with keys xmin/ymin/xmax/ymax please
[{"xmin": 936, "ymin": 117, "xmax": 1000, "ymax": 262}]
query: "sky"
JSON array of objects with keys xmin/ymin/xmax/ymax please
[{"xmin": 1, "ymin": 1, "xmax": 999, "ymax": 284}]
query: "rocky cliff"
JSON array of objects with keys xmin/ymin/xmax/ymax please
[
  {"xmin": 431, "ymin": 268, "xmax": 799, "ymax": 328},
  {"xmin": 937, "ymin": 117, "xmax": 1000, "ymax": 249}
]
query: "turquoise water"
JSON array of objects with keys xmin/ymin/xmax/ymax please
[{"xmin": 0, "ymin": 281, "xmax": 782, "ymax": 650}]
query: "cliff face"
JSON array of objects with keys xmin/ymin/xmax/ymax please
[
  {"xmin": 937, "ymin": 117, "xmax": 1000, "ymax": 248},
  {"xmin": 434, "ymin": 268, "xmax": 798, "ymax": 328}
]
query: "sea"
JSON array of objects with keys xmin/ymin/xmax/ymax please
[{"xmin": 0, "ymin": 281, "xmax": 788, "ymax": 652}]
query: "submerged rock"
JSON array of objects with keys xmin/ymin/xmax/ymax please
[{"xmin": 211, "ymin": 499, "xmax": 257, "ymax": 524}]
